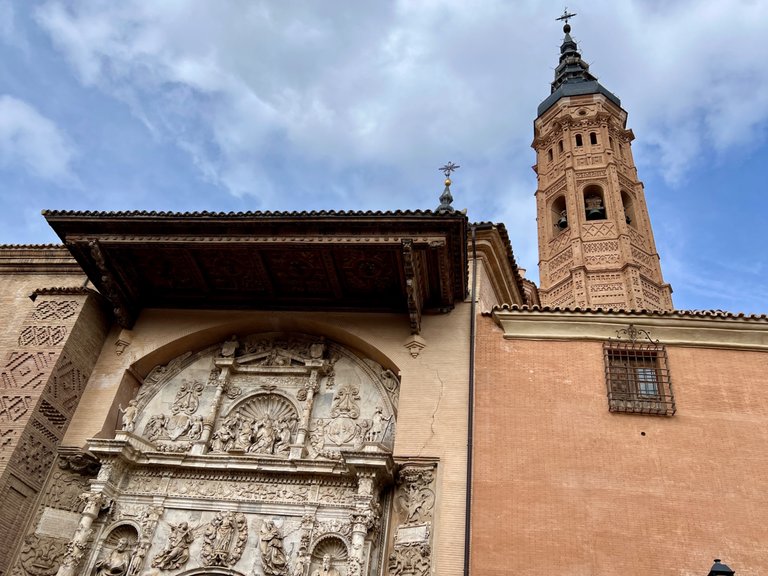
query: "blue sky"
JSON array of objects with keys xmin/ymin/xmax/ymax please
[{"xmin": 1, "ymin": 1, "xmax": 766, "ymax": 313}]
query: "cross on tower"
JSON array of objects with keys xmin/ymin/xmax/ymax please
[{"xmin": 556, "ymin": 8, "xmax": 577, "ymax": 25}]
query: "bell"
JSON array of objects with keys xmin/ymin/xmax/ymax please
[
  {"xmin": 586, "ymin": 206, "xmax": 605, "ymax": 220},
  {"xmin": 557, "ymin": 212, "xmax": 568, "ymax": 229},
  {"xmin": 625, "ymin": 214, "xmax": 632, "ymax": 225}
]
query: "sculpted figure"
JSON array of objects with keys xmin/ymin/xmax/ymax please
[
  {"xmin": 251, "ymin": 417, "xmax": 276, "ymax": 454},
  {"xmin": 119, "ymin": 400, "xmax": 138, "ymax": 432},
  {"xmin": 311, "ymin": 554, "xmax": 340, "ymax": 576},
  {"xmin": 210, "ymin": 418, "xmax": 237, "ymax": 452},
  {"xmin": 144, "ymin": 414, "xmax": 167, "ymax": 441},
  {"xmin": 187, "ymin": 415, "xmax": 204, "ymax": 440},
  {"xmin": 237, "ymin": 415, "xmax": 254, "ymax": 450},
  {"xmin": 274, "ymin": 419, "xmax": 292, "ymax": 455},
  {"xmin": 95, "ymin": 537, "xmax": 132, "ymax": 576},
  {"xmin": 152, "ymin": 522, "xmax": 194, "ymax": 570},
  {"xmin": 259, "ymin": 520, "xmax": 288, "ymax": 575},
  {"xmin": 291, "ymin": 555, "xmax": 308, "ymax": 576}
]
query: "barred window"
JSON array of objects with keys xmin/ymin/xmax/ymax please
[{"xmin": 604, "ymin": 328, "xmax": 675, "ymax": 416}]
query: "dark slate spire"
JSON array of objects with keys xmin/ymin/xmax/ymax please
[
  {"xmin": 537, "ymin": 18, "xmax": 621, "ymax": 116},
  {"xmin": 551, "ymin": 21, "xmax": 598, "ymax": 91}
]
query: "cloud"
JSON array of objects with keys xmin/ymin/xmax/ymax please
[{"xmin": 0, "ymin": 94, "xmax": 78, "ymax": 184}]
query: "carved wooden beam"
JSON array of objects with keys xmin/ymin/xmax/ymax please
[{"xmin": 402, "ymin": 239, "xmax": 422, "ymax": 334}]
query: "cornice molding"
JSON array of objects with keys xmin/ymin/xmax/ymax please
[{"xmin": 490, "ymin": 308, "xmax": 768, "ymax": 351}]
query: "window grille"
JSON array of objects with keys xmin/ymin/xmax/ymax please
[{"xmin": 604, "ymin": 325, "xmax": 675, "ymax": 416}]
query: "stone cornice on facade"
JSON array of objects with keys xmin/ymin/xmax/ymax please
[
  {"xmin": 0, "ymin": 244, "xmax": 82, "ymax": 274},
  {"xmin": 89, "ymin": 432, "xmax": 395, "ymax": 479},
  {"xmin": 488, "ymin": 305, "xmax": 768, "ymax": 351},
  {"xmin": 472, "ymin": 224, "xmax": 526, "ymax": 306}
]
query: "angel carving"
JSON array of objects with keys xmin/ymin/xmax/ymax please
[{"xmin": 151, "ymin": 521, "xmax": 197, "ymax": 570}]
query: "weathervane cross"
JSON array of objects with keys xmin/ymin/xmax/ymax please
[
  {"xmin": 556, "ymin": 7, "xmax": 577, "ymax": 24},
  {"xmin": 439, "ymin": 162, "xmax": 460, "ymax": 178}
]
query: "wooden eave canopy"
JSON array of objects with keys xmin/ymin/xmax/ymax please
[{"xmin": 44, "ymin": 210, "xmax": 469, "ymax": 333}]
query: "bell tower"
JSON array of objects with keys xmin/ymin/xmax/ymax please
[{"xmin": 534, "ymin": 15, "xmax": 673, "ymax": 310}]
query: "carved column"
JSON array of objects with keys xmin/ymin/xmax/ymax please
[
  {"xmin": 348, "ymin": 470, "xmax": 378, "ymax": 576},
  {"xmin": 291, "ymin": 368, "xmax": 320, "ymax": 459},
  {"xmin": 56, "ymin": 492, "xmax": 109, "ymax": 576},
  {"xmin": 191, "ymin": 361, "xmax": 232, "ymax": 455}
]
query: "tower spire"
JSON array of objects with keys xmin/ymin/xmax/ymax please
[{"xmin": 531, "ymin": 16, "xmax": 673, "ymax": 311}]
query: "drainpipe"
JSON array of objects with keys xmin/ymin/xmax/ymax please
[
  {"xmin": 464, "ymin": 223, "xmax": 479, "ymax": 576},
  {"xmin": 464, "ymin": 222, "xmax": 494, "ymax": 576}
]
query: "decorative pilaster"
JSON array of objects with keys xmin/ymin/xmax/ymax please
[{"xmin": 56, "ymin": 492, "xmax": 110, "ymax": 576}]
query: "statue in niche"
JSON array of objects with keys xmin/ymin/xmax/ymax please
[
  {"xmin": 201, "ymin": 511, "xmax": 247, "ymax": 567},
  {"xmin": 331, "ymin": 382, "xmax": 360, "ymax": 419},
  {"xmin": 259, "ymin": 520, "xmax": 289, "ymax": 575},
  {"xmin": 311, "ymin": 554, "xmax": 341, "ymax": 576},
  {"xmin": 151, "ymin": 521, "xmax": 195, "ymax": 570},
  {"xmin": 119, "ymin": 400, "xmax": 138, "ymax": 432},
  {"xmin": 94, "ymin": 537, "xmax": 132, "ymax": 576}
]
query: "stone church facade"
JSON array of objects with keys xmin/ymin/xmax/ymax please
[{"xmin": 1, "ymin": 18, "xmax": 767, "ymax": 576}]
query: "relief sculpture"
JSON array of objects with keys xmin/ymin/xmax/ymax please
[
  {"xmin": 388, "ymin": 464, "xmax": 437, "ymax": 576},
  {"xmin": 210, "ymin": 394, "xmax": 298, "ymax": 456},
  {"xmin": 151, "ymin": 522, "xmax": 195, "ymax": 571},
  {"xmin": 259, "ymin": 519, "xmax": 289, "ymax": 576},
  {"xmin": 201, "ymin": 511, "xmax": 248, "ymax": 567}
]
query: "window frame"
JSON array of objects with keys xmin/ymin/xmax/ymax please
[{"xmin": 604, "ymin": 330, "xmax": 675, "ymax": 416}]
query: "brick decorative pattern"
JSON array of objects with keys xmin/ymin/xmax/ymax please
[{"xmin": 0, "ymin": 295, "xmax": 108, "ymax": 576}]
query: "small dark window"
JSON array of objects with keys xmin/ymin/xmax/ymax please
[
  {"xmin": 547, "ymin": 148, "xmax": 553, "ymax": 162},
  {"xmin": 558, "ymin": 140, "xmax": 564, "ymax": 154},
  {"xmin": 575, "ymin": 134, "xmax": 583, "ymax": 147},
  {"xmin": 604, "ymin": 327, "xmax": 675, "ymax": 416},
  {"xmin": 590, "ymin": 132, "xmax": 598, "ymax": 145}
]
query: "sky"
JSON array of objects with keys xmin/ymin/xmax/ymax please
[{"xmin": 0, "ymin": 1, "xmax": 766, "ymax": 313}]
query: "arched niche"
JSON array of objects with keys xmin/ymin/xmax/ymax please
[
  {"xmin": 129, "ymin": 332, "xmax": 399, "ymax": 457},
  {"xmin": 310, "ymin": 535, "xmax": 349, "ymax": 575},
  {"xmin": 89, "ymin": 523, "xmax": 139, "ymax": 576},
  {"xmin": 583, "ymin": 184, "xmax": 607, "ymax": 221},
  {"xmin": 550, "ymin": 195, "xmax": 568, "ymax": 235},
  {"xmin": 175, "ymin": 570, "xmax": 248, "ymax": 576},
  {"xmin": 621, "ymin": 190, "xmax": 636, "ymax": 226}
]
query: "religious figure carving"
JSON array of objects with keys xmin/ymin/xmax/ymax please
[
  {"xmin": 250, "ymin": 416, "xmax": 277, "ymax": 454},
  {"xmin": 94, "ymin": 537, "xmax": 132, "ymax": 576},
  {"xmin": 143, "ymin": 414, "xmax": 167, "ymax": 442},
  {"xmin": 311, "ymin": 554, "xmax": 341, "ymax": 576},
  {"xmin": 366, "ymin": 406, "xmax": 391, "ymax": 442},
  {"xmin": 118, "ymin": 400, "xmax": 138, "ymax": 432},
  {"xmin": 187, "ymin": 415, "xmax": 204, "ymax": 440},
  {"xmin": 210, "ymin": 415, "xmax": 238, "ymax": 452},
  {"xmin": 201, "ymin": 511, "xmax": 247, "ymax": 567},
  {"xmin": 259, "ymin": 520, "xmax": 289, "ymax": 575},
  {"xmin": 152, "ymin": 522, "xmax": 194, "ymax": 570}
]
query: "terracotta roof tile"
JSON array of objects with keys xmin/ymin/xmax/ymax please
[{"xmin": 487, "ymin": 304, "xmax": 768, "ymax": 321}]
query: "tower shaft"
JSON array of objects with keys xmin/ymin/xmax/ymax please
[{"xmin": 534, "ymin": 26, "xmax": 672, "ymax": 311}]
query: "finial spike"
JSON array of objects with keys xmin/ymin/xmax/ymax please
[
  {"xmin": 436, "ymin": 162, "xmax": 459, "ymax": 213},
  {"xmin": 556, "ymin": 7, "xmax": 577, "ymax": 33}
]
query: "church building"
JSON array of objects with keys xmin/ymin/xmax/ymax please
[{"xmin": 0, "ymin": 16, "xmax": 765, "ymax": 576}]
